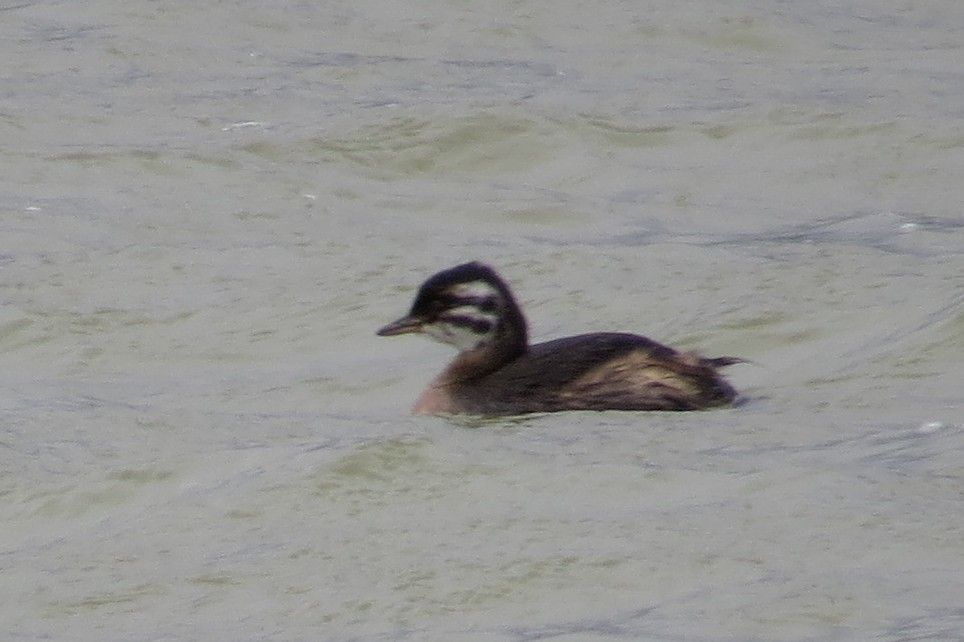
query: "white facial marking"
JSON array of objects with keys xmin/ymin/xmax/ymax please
[
  {"xmin": 444, "ymin": 304, "xmax": 499, "ymax": 325},
  {"xmin": 450, "ymin": 281, "xmax": 499, "ymax": 301},
  {"xmin": 423, "ymin": 321, "xmax": 491, "ymax": 352},
  {"xmin": 420, "ymin": 280, "xmax": 503, "ymax": 352}
]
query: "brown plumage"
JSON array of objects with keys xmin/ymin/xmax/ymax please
[{"xmin": 377, "ymin": 262, "xmax": 742, "ymax": 416}]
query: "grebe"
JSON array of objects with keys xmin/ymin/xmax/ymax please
[{"xmin": 377, "ymin": 262, "xmax": 742, "ymax": 415}]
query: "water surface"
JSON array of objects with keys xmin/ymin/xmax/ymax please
[{"xmin": 3, "ymin": 1, "xmax": 964, "ymax": 640}]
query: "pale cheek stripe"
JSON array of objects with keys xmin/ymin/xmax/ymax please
[{"xmin": 424, "ymin": 323, "xmax": 489, "ymax": 352}]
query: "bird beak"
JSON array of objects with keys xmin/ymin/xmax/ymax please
[{"xmin": 376, "ymin": 314, "xmax": 424, "ymax": 337}]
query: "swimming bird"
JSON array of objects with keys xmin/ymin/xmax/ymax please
[{"xmin": 377, "ymin": 262, "xmax": 742, "ymax": 415}]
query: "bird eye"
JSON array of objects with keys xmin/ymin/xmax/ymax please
[
  {"xmin": 441, "ymin": 314, "xmax": 493, "ymax": 335},
  {"xmin": 475, "ymin": 297, "xmax": 498, "ymax": 313}
]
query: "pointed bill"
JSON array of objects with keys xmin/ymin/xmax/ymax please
[{"xmin": 376, "ymin": 315, "xmax": 424, "ymax": 337}]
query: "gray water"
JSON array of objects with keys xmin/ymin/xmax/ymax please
[{"xmin": 3, "ymin": 1, "xmax": 964, "ymax": 640}]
